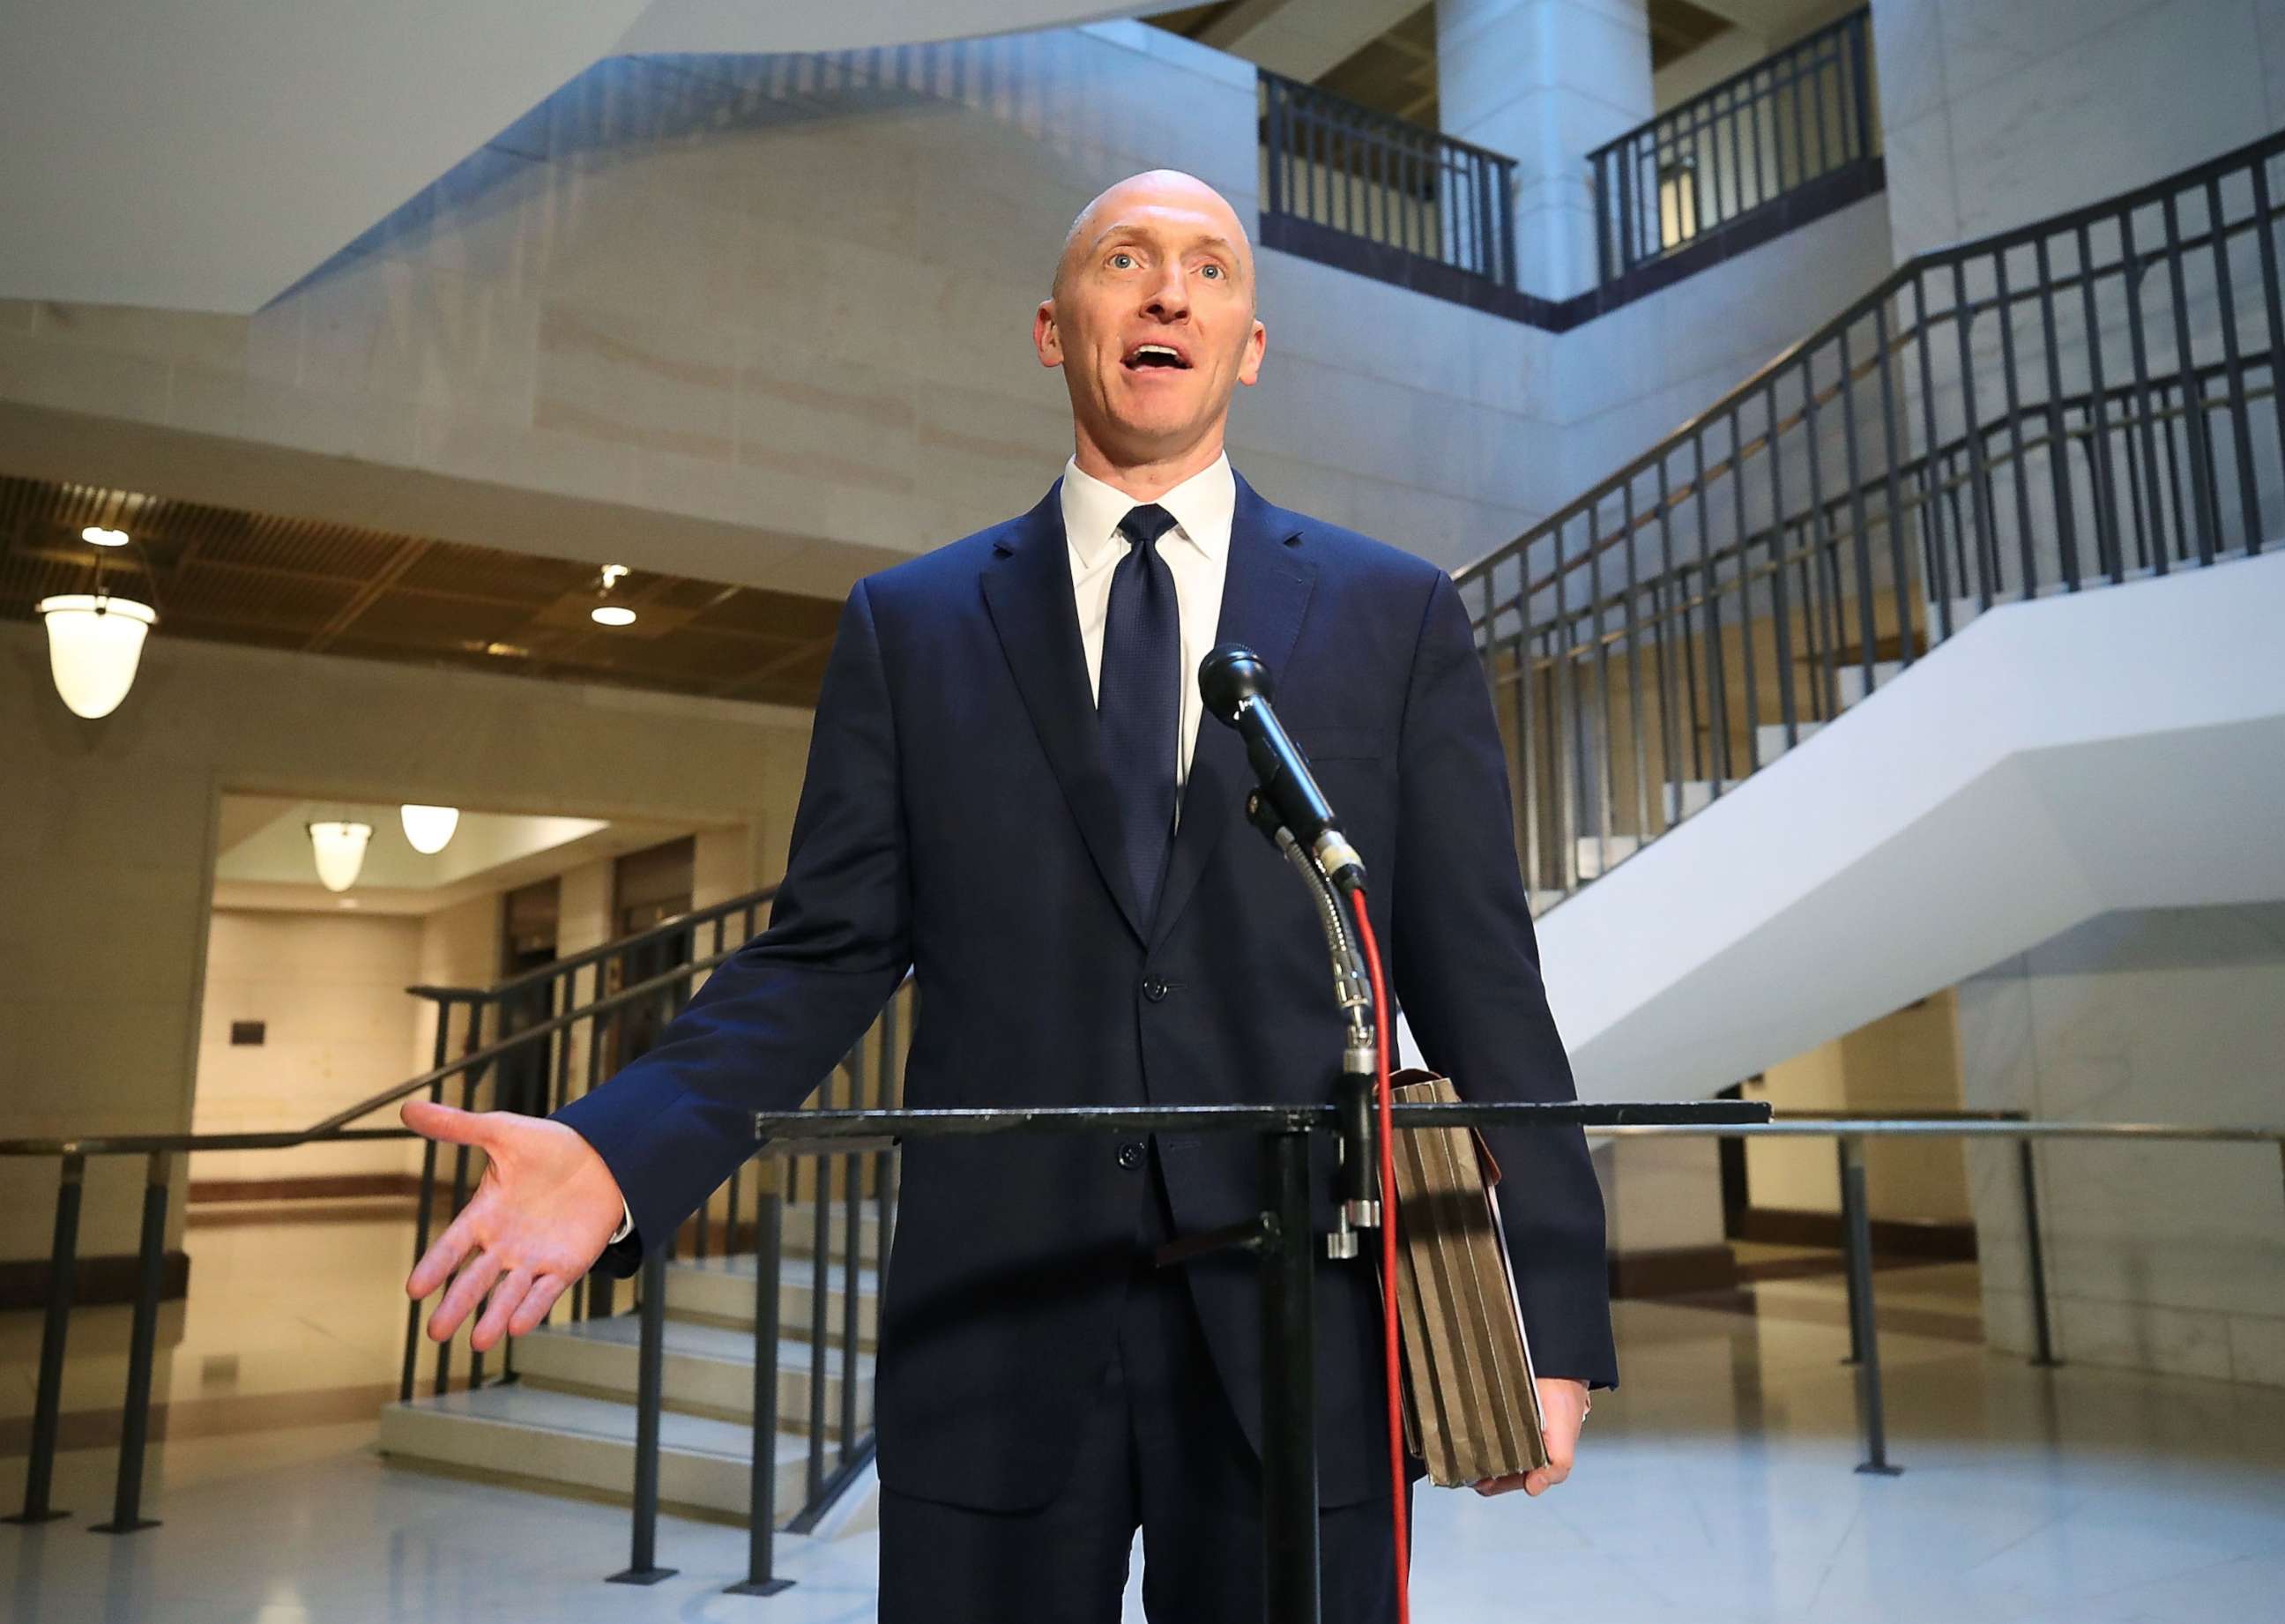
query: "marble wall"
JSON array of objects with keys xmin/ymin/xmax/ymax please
[
  {"xmin": 1957, "ymin": 902, "xmax": 2285, "ymax": 1387},
  {"xmin": 0, "ymin": 17, "xmax": 1899, "ymax": 592},
  {"xmin": 1872, "ymin": 0, "xmax": 2285, "ymax": 260}
]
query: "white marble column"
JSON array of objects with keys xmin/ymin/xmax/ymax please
[{"xmin": 1435, "ymin": 0, "xmax": 1655, "ymax": 301}]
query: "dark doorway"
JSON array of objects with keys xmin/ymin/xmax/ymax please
[
  {"xmin": 605, "ymin": 836, "xmax": 696, "ymax": 1075},
  {"xmin": 495, "ymin": 877, "xmax": 561, "ymax": 1116}
]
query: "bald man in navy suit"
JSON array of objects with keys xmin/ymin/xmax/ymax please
[{"xmin": 406, "ymin": 168, "xmax": 1613, "ymax": 1623}]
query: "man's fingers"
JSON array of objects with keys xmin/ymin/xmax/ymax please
[
  {"xmin": 428, "ymin": 1250, "xmax": 502, "ymax": 1343},
  {"xmin": 471, "ymin": 1270, "xmax": 534, "ymax": 1352},
  {"xmin": 510, "ymin": 1275, "xmax": 569, "ymax": 1339},
  {"xmin": 406, "ymin": 1211, "xmax": 478, "ymax": 1300},
  {"xmin": 401, "ymin": 1098, "xmax": 493, "ymax": 1150}
]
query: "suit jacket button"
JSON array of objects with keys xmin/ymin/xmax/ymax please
[
  {"xmin": 1116, "ymin": 1142, "xmax": 1146, "ymax": 1171},
  {"xmin": 1142, "ymin": 975, "xmax": 1169, "ymax": 1002}
]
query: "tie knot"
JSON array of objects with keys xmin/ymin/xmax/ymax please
[{"xmin": 1117, "ymin": 503, "xmax": 1180, "ymax": 552}]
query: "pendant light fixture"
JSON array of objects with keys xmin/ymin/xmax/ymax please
[
  {"xmin": 307, "ymin": 820, "xmax": 374, "ymax": 891},
  {"xmin": 399, "ymin": 803, "xmax": 461, "ymax": 854},
  {"xmin": 36, "ymin": 592, "xmax": 158, "ymax": 719},
  {"xmin": 38, "ymin": 508, "xmax": 161, "ymax": 719}
]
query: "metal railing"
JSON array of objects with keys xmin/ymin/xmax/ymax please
[
  {"xmin": 1457, "ymin": 129, "xmax": 2285, "ymax": 903},
  {"xmin": 1590, "ymin": 9, "xmax": 1879, "ymax": 287},
  {"xmin": 6, "ymin": 1080, "xmax": 2279, "ymax": 1562},
  {"xmin": 1260, "ymin": 68, "xmax": 1518, "ymax": 292},
  {"xmin": 0, "ymin": 878, "xmax": 899, "ymax": 1598}
]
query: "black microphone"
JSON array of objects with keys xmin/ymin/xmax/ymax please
[{"xmin": 1199, "ymin": 643, "xmax": 1367, "ymax": 892}]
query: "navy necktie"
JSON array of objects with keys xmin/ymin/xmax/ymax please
[{"xmin": 1097, "ymin": 503, "xmax": 1182, "ymax": 927}]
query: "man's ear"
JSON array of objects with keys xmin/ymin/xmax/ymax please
[
  {"xmin": 1034, "ymin": 299, "xmax": 1063, "ymax": 369},
  {"xmin": 1236, "ymin": 317, "xmax": 1267, "ymax": 387}
]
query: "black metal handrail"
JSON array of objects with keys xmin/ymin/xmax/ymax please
[
  {"xmin": 1590, "ymin": 8, "xmax": 1878, "ymax": 285},
  {"xmin": 1260, "ymin": 67, "xmax": 1518, "ymax": 291},
  {"xmin": 1456, "ymin": 127, "xmax": 2285, "ymax": 902},
  {"xmin": 9, "ymin": 1101, "xmax": 2280, "ymax": 1567}
]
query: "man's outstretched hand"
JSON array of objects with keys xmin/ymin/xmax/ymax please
[
  {"xmin": 1473, "ymin": 1376, "xmax": 1589, "ymax": 1498},
  {"xmin": 401, "ymin": 1099, "xmax": 628, "ymax": 1353}
]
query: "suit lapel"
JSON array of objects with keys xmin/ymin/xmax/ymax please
[
  {"xmin": 1150, "ymin": 473, "xmax": 1316, "ymax": 952},
  {"xmin": 979, "ymin": 481, "xmax": 1151, "ymax": 944}
]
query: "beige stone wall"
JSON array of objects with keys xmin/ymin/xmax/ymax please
[
  {"xmin": 191, "ymin": 909, "xmax": 428, "ymax": 1183},
  {"xmin": 0, "ymin": 618, "xmax": 808, "ymax": 1264},
  {"xmin": 1744, "ymin": 988, "xmax": 1971, "ymax": 1223}
]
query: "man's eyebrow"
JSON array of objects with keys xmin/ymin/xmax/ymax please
[{"xmin": 1089, "ymin": 223, "xmax": 1249, "ymax": 266}]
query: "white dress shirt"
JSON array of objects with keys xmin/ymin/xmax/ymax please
[
  {"xmin": 1059, "ymin": 450, "xmax": 1236, "ymax": 798},
  {"xmin": 607, "ymin": 453, "xmax": 1238, "ymax": 1249}
]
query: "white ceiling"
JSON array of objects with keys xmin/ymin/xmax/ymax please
[
  {"xmin": 0, "ymin": 0, "xmax": 1160, "ymax": 313},
  {"xmin": 211, "ymin": 793, "xmax": 699, "ymax": 916}
]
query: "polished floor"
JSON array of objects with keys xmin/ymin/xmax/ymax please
[{"xmin": 4, "ymin": 1205, "xmax": 2283, "ymax": 1623}]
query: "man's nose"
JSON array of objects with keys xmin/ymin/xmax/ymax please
[{"xmin": 1141, "ymin": 260, "xmax": 1189, "ymax": 318}]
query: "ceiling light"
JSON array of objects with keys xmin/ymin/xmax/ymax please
[
  {"xmin": 35, "ymin": 593, "xmax": 157, "ymax": 719},
  {"xmin": 307, "ymin": 821, "xmax": 373, "ymax": 892},
  {"xmin": 81, "ymin": 525, "xmax": 130, "ymax": 548},
  {"xmin": 591, "ymin": 562, "xmax": 636, "ymax": 626},
  {"xmin": 399, "ymin": 804, "xmax": 460, "ymax": 854}
]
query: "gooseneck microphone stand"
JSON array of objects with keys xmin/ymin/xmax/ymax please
[{"xmin": 751, "ymin": 646, "xmax": 1770, "ymax": 1624}]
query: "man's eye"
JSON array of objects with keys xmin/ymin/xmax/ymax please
[
  {"xmin": 1199, "ymin": 263, "xmax": 1223, "ymax": 279},
  {"xmin": 1110, "ymin": 252, "xmax": 1136, "ymax": 270}
]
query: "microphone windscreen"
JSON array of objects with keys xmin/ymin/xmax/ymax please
[{"xmin": 1199, "ymin": 643, "xmax": 1271, "ymax": 724}]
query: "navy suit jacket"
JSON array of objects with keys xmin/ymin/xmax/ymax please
[{"xmin": 556, "ymin": 471, "xmax": 1617, "ymax": 1512}]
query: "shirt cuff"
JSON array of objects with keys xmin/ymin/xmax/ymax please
[{"xmin": 608, "ymin": 1198, "xmax": 635, "ymax": 1246}]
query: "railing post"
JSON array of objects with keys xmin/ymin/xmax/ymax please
[
  {"xmin": 728, "ymin": 1186, "xmax": 793, "ymax": 1597},
  {"xmin": 402, "ymin": 996, "xmax": 454, "ymax": 1402},
  {"xmin": 1848, "ymin": 10, "xmax": 1873, "ymax": 160},
  {"xmin": 1837, "ymin": 1136, "xmax": 1863, "ymax": 1365},
  {"xmin": 92, "ymin": 1151, "xmax": 171, "ymax": 1534},
  {"xmin": 1839, "ymin": 1136, "xmax": 1902, "ymax": 1476},
  {"xmin": 1592, "ymin": 148, "xmax": 1612, "ymax": 287},
  {"xmin": 1260, "ymin": 1125, "xmax": 1321, "ymax": 1622},
  {"xmin": 1264, "ymin": 72, "xmax": 1286, "ymax": 221},
  {"xmin": 4, "ymin": 1151, "xmax": 84, "ymax": 1525},
  {"xmin": 608, "ymin": 1249, "xmax": 676, "ymax": 1586},
  {"xmin": 2016, "ymin": 1138, "xmax": 2061, "ymax": 1367},
  {"xmin": 838, "ymin": 1059, "xmax": 865, "ymax": 1468}
]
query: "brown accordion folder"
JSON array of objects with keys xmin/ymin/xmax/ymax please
[{"xmin": 1385, "ymin": 1070, "xmax": 1551, "ymax": 1486}]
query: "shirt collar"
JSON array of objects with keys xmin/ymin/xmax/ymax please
[{"xmin": 1061, "ymin": 451, "xmax": 1236, "ymax": 571}]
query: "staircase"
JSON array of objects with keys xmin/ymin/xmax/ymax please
[
  {"xmin": 1461, "ymin": 130, "xmax": 2285, "ymax": 1097},
  {"xmin": 381, "ymin": 1198, "xmax": 886, "ymax": 1531}
]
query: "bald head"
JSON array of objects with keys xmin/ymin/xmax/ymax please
[
  {"xmin": 1033, "ymin": 167, "xmax": 1268, "ymax": 481},
  {"xmin": 1051, "ymin": 169, "xmax": 1257, "ymax": 311}
]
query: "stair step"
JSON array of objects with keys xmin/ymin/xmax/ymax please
[
  {"xmin": 775, "ymin": 1200, "xmax": 885, "ymax": 1264},
  {"xmin": 1836, "ymin": 659, "xmax": 1907, "ymax": 707},
  {"xmin": 379, "ymin": 1383, "xmax": 830, "ymax": 1522},
  {"xmin": 1573, "ymin": 834, "xmax": 1643, "ymax": 880},
  {"xmin": 1663, "ymin": 779, "xmax": 1716, "ymax": 822},
  {"xmin": 515, "ymin": 1313, "xmax": 874, "ymax": 1426},
  {"xmin": 667, "ymin": 1254, "xmax": 880, "ymax": 1346},
  {"xmin": 1753, "ymin": 719, "xmax": 1827, "ymax": 763}
]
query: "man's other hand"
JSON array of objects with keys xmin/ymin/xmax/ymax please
[
  {"xmin": 1473, "ymin": 1376, "xmax": 1589, "ymax": 1498},
  {"xmin": 401, "ymin": 1099, "xmax": 627, "ymax": 1352}
]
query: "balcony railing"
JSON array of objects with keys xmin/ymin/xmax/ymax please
[
  {"xmin": 1589, "ymin": 8, "xmax": 1881, "ymax": 289},
  {"xmin": 1258, "ymin": 68, "xmax": 1519, "ymax": 310},
  {"xmin": 1459, "ymin": 128, "xmax": 2284, "ymax": 904}
]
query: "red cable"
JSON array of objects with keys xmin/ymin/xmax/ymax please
[{"xmin": 1347, "ymin": 888, "xmax": 1410, "ymax": 1624}]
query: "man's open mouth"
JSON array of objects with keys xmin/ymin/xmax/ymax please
[{"xmin": 1122, "ymin": 343, "xmax": 1192, "ymax": 370}]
